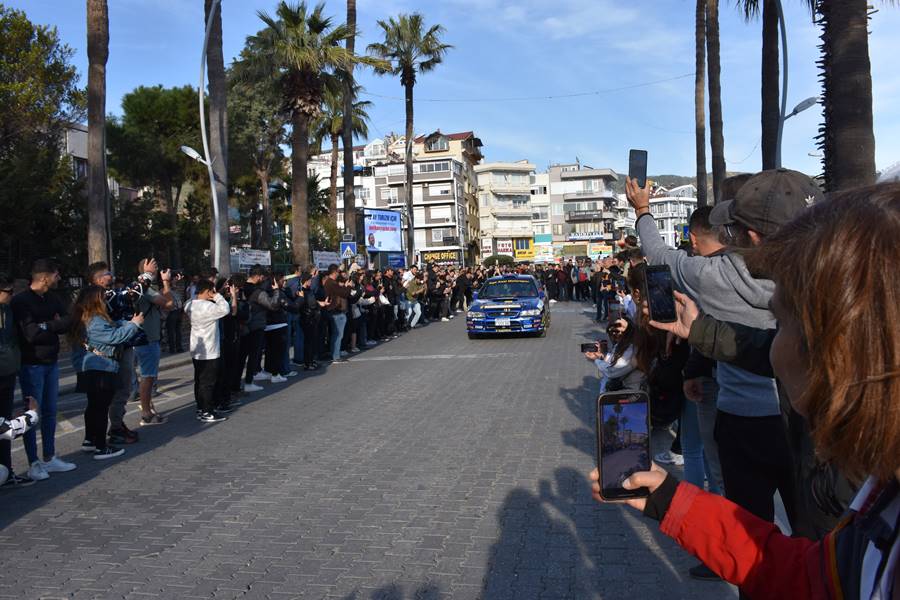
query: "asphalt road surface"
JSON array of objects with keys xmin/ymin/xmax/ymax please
[{"xmin": 1, "ymin": 304, "xmax": 736, "ymax": 599}]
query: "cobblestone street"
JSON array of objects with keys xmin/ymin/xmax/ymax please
[{"xmin": 1, "ymin": 305, "xmax": 736, "ymax": 600}]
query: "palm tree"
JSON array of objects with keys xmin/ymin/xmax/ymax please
[
  {"xmin": 707, "ymin": 0, "xmax": 726, "ymax": 203},
  {"xmin": 695, "ymin": 0, "xmax": 708, "ymax": 207},
  {"xmin": 205, "ymin": 0, "xmax": 230, "ymax": 272},
  {"xmin": 313, "ymin": 83, "xmax": 371, "ymax": 220},
  {"xmin": 816, "ymin": 0, "xmax": 881, "ymax": 190},
  {"xmin": 87, "ymin": 0, "xmax": 110, "ymax": 264},
  {"xmin": 341, "ymin": 0, "xmax": 357, "ymax": 236},
  {"xmin": 367, "ymin": 14, "xmax": 452, "ymax": 266},
  {"xmin": 246, "ymin": 1, "xmax": 376, "ymax": 264}
]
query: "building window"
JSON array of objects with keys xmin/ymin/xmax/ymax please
[
  {"xmin": 551, "ymin": 204, "xmax": 564, "ymax": 216},
  {"xmin": 430, "ymin": 183, "xmax": 451, "ymax": 196},
  {"xmin": 381, "ymin": 187, "xmax": 399, "ymax": 201},
  {"xmin": 431, "ymin": 228, "xmax": 445, "ymax": 242},
  {"xmin": 480, "ymin": 193, "xmax": 490, "ymax": 207},
  {"xmin": 552, "ymin": 224, "xmax": 565, "ymax": 235},
  {"xmin": 426, "ymin": 136, "xmax": 449, "ymax": 152},
  {"xmin": 430, "ymin": 206, "xmax": 452, "ymax": 221}
]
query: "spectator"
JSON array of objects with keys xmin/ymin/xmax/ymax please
[
  {"xmin": 184, "ymin": 279, "xmax": 234, "ymax": 423},
  {"xmin": 132, "ymin": 258, "xmax": 175, "ymax": 426},
  {"xmin": 11, "ymin": 259, "xmax": 76, "ymax": 480},
  {"xmin": 404, "ymin": 273, "xmax": 425, "ymax": 329},
  {"xmin": 592, "ymin": 182, "xmax": 900, "ymax": 600},
  {"xmin": 262, "ymin": 272, "xmax": 296, "ymax": 382},
  {"xmin": 0, "ymin": 273, "xmax": 30, "ymax": 487},
  {"xmin": 283, "ymin": 265, "xmax": 304, "ymax": 370},
  {"xmin": 88, "ymin": 262, "xmax": 139, "ymax": 446},
  {"xmin": 298, "ymin": 271, "xmax": 328, "ymax": 370},
  {"xmin": 240, "ymin": 265, "xmax": 284, "ymax": 385},
  {"xmin": 322, "ymin": 264, "xmax": 351, "ymax": 364},
  {"xmin": 70, "ymin": 285, "xmax": 143, "ymax": 460}
]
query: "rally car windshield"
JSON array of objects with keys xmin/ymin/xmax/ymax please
[{"xmin": 478, "ymin": 280, "xmax": 538, "ymax": 299}]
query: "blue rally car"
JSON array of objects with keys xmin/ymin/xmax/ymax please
[{"xmin": 466, "ymin": 275, "xmax": 550, "ymax": 338}]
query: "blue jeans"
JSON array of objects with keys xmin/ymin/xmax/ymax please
[
  {"xmin": 329, "ymin": 312, "xmax": 347, "ymax": 361},
  {"xmin": 681, "ymin": 399, "xmax": 722, "ymax": 495},
  {"xmin": 20, "ymin": 363, "xmax": 60, "ymax": 463}
]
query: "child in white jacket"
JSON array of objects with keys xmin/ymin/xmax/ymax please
[{"xmin": 183, "ymin": 280, "xmax": 234, "ymax": 423}]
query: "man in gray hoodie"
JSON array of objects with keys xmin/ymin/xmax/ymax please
[{"xmin": 627, "ymin": 169, "xmax": 822, "ymax": 528}]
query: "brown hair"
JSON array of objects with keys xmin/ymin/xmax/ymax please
[
  {"xmin": 68, "ymin": 285, "xmax": 112, "ymax": 348},
  {"xmin": 755, "ymin": 183, "xmax": 900, "ymax": 482}
]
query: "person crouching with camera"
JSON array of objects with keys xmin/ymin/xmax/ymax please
[{"xmin": 70, "ymin": 286, "xmax": 144, "ymax": 460}]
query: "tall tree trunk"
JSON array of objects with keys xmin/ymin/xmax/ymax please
[
  {"xmin": 404, "ymin": 81, "xmax": 415, "ymax": 267},
  {"xmin": 342, "ymin": 0, "xmax": 357, "ymax": 236},
  {"xmin": 818, "ymin": 0, "xmax": 876, "ymax": 191},
  {"xmin": 329, "ymin": 133, "xmax": 339, "ymax": 218},
  {"xmin": 257, "ymin": 169, "xmax": 272, "ymax": 249},
  {"xmin": 706, "ymin": 0, "xmax": 727, "ymax": 203},
  {"xmin": 761, "ymin": 0, "xmax": 780, "ymax": 170},
  {"xmin": 291, "ymin": 111, "xmax": 311, "ymax": 264},
  {"xmin": 87, "ymin": 0, "xmax": 110, "ymax": 265},
  {"xmin": 695, "ymin": 0, "xmax": 708, "ymax": 207},
  {"xmin": 205, "ymin": 0, "xmax": 230, "ymax": 273}
]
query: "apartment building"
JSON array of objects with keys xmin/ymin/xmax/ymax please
[
  {"xmin": 548, "ymin": 163, "xmax": 620, "ymax": 256},
  {"xmin": 530, "ymin": 171, "xmax": 552, "ymax": 261},
  {"xmin": 649, "ymin": 184, "xmax": 697, "ymax": 247},
  {"xmin": 474, "ymin": 161, "xmax": 535, "ymax": 260}
]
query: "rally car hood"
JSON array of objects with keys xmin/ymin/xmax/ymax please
[{"xmin": 471, "ymin": 297, "xmax": 543, "ymax": 311}]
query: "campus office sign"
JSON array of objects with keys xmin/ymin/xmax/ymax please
[
  {"xmin": 364, "ymin": 208, "xmax": 402, "ymax": 252},
  {"xmin": 421, "ymin": 250, "xmax": 462, "ymax": 267}
]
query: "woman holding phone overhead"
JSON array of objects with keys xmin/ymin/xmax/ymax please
[{"xmin": 590, "ymin": 184, "xmax": 900, "ymax": 599}]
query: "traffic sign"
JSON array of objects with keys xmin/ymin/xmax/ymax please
[{"xmin": 340, "ymin": 241, "xmax": 357, "ymax": 260}]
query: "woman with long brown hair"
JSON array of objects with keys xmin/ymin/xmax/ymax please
[
  {"xmin": 591, "ymin": 184, "xmax": 900, "ymax": 598},
  {"xmin": 70, "ymin": 286, "xmax": 143, "ymax": 460}
]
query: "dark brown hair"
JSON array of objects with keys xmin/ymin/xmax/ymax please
[
  {"xmin": 625, "ymin": 263, "xmax": 664, "ymax": 374},
  {"xmin": 755, "ymin": 183, "xmax": 900, "ymax": 483}
]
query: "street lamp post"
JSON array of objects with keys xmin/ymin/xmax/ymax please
[{"xmin": 188, "ymin": 0, "xmax": 223, "ymax": 272}]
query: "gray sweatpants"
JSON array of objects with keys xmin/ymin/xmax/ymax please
[{"xmin": 108, "ymin": 346, "xmax": 134, "ymax": 431}]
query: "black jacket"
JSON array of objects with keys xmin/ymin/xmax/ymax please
[{"xmin": 10, "ymin": 289, "xmax": 72, "ymax": 365}]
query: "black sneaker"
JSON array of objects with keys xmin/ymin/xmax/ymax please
[
  {"xmin": 93, "ymin": 446, "xmax": 125, "ymax": 461},
  {"xmin": 216, "ymin": 404, "xmax": 235, "ymax": 414},
  {"xmin": 198, "ymin": 411, "xmax": 227, "ymax": 423},
  {"xmin": 81, "ymin": 440, "xmax": 97, "ymax": 453},
  {"xmin": 1, "ymin": 472, "xmax": 35, "ymax": 489},
  {"xmin": 688, "ymin": 562, "xmax": 721, "ymax": 581},
  {"xmin": 108, "ymin": 427, "xmax": 139, "ymax": 445}
]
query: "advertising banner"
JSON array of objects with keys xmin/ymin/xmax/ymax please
[
  {"xmin": 534, "ymin": 244, "xmax": 555, "ymax": 262},
  {"xmin": 238, "ymin": 248, "xmax": 271, "ymax": 269},
  {"xmin": 387, "ymin": 253, "xmax": 407, "ymax": 269},
  {"xmin": 364, "ymin": 208, "xmax": 402, "ymax": 252},
  {"xmin": 312, "ymin": 251, "xmax": 341, "ymax": 270},
  {"xmin": 421, "ymin": 249, "xmax": 462, "ymax": 267},
  {"xmin": 514, "ymin": 239, "xmax": 535, "ymax": 261},
  {"xmin": 496, "ymin": 239, "xmax": 513, "ymax": 256},
  {"xmin": 481, "ymin": 238, "xmax": 493, "ymax": 255}
]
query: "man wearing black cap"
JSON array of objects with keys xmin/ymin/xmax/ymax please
[{"xmin": 626, "ymin": 169, "xmax": 823, "ymax": 545}]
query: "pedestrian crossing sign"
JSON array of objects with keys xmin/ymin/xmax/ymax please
[{"xmin": 340, "ymin": 241, "xmax": 357, "ymax": 259}]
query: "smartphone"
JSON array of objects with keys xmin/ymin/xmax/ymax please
[
  {"xmin": 596, "ymin": 391, "xmax": 652, "ymax": 500},
  {"xmin": 628, "ymin": 149, "xmax": 648, "ymax": 188},
  {"xmin": 599, "ymin": 339, "xmax": 609, "ymax": 354},
  {"xmin": 580, "ymin": 342, "xmax": 599, "ymax": 353},
  {"xmin": 643, "ymin": 264, "xmax": 677, "ymax": 323}
]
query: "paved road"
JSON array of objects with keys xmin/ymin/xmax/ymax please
[{"xmin": 1, "ymin": 305, "xmax": 736, "ymax": 599}]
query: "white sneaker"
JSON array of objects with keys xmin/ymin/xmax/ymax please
[
  {"xmin": 285, "ymin": 371, "xmax": 298, "ymax": 378},
  {"xmin": 270, "ymin": 375, "xmax": 287, "ymax": 383},
  {"xmin": 253, "ymin": 372, "xmax": 271, "ymax": 382},
  {"xmin": 42, "ymin": 456, "xmax": 77, "ymax": 473},
  {"xmin": 28, "ymin": 460, "xmax": 49, "ymax": 481},
  {"xmin": 549, "ymin": 299, "xmax": 558, "ymax": 304},
  {"xmin": 441, "ymin": 317, "xmax": 450, "ymax": 322},
  {"xmin": 654, "ymin": 451, "xmax": 684, "ymax": 466},
  {"xmin": 342, "ymin": 350, "xmax": 351, "ymax": 356},
  {"xmin": 243, "ymin": 383, "xmax": 263, "ymax": 392},
  {"xmin": 365, "ymin": 341, "xmax": 377, "ymax": 346}
]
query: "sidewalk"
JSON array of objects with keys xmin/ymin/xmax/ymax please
[{"xmin": 13, "ymin": 350, "xmax": 194, "ymax": 401}]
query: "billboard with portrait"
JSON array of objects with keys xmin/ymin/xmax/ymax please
[{"xmin": 364, "ymin": 208, "xmax": 403, "ymax": 252}]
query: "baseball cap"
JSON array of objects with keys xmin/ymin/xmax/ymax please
[{"xmin": 709, "ymin": 169, "xmax": 823, "ymax": 237}]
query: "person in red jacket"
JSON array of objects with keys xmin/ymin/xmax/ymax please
[{"xmin": 590, "ymin": 183, "xmax": 900, "ymax": 600}]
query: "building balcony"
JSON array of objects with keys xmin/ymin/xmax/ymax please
[
  {"xmin": 488, "ymin": 184, "xmax": 532, "ymax": 195},
  {"xmin": 562, "ymin": 190, "xmax": 617, "ymax": 202},
  {"xmin": 490, "ymin": 228, "xmax": 534, "ymax": 238},
  {"xmin": 491, "ymin": 205, "xmax": 531, "ymax": 217},
  {"xmin": 566, "ymin": 210, "xmax": 617, "ymax": 222}
]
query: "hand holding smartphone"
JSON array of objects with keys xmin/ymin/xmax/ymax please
[
  {"xmin": 628, "ymin": 149, "xmax": 648, "ymax": 189},
  {"xmin": 580, "ymin": 342, "xmax": 599, "ymax": 353},
  {"xmin": 596, "ymin": 391, "xmax": 652, "ymax": 501}
]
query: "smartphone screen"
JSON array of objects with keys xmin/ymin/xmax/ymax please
[
  {"xmin": 596, "ymin": 391, "xmax": 651, "ymax": 500},
  {"xmin": 628, "ymin": 149, "xmax": 648, "ymax": 188},
  {"xmin": 580, "ymin": 342, "xmax": 599, "ymax": 353},
  {"xmin": 644, "ymin": 265, "xmax": 677, "ymax": 323}
]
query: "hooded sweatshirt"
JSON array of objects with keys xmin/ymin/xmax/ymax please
[{"xmin": 637, "ymin": 214, "xmax": 779, "ymax": 417}]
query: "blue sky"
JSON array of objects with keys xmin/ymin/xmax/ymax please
[{"xmin": 9, "ymin": 0, "xmax": 900, "ymax": 176}]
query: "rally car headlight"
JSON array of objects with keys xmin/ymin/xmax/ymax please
[
  {"xmin": 520, "ymin": 309, "xmax": 541, "ymax": 316},
  {"xmin": 467, "ymin": 311, "xmax": 485, "ymax": 319}
]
